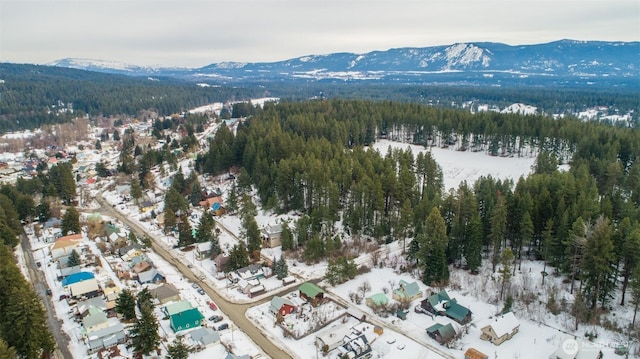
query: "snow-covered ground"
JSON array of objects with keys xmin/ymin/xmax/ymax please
[
  {"xmin": 371, "ymin": 139, "xmax": 536, "ymax": 192},
  {"xmin": 17, "ymin": 116, "xmax": 637, "ymax": 359}
]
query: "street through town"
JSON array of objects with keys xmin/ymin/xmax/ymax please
[{"xmin": 94, "ymin": 195, "xmax": 292, "ymax": 359}]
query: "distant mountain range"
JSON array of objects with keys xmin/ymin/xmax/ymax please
[{"xmin": 47, "ymin": 40, "xmax": 639, "ymax": 87}]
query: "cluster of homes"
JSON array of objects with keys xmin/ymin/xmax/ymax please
[{"xmin": 111, "ymin": 243, "xmax": 165, "ymax": 286}]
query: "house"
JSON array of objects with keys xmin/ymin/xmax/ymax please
[
  {"xmin": 269, "ymin": 296, "xmax": 296, "ymax": 317},
  {"xmin": 128, "ymin": 254, "xmax": 149, "ymax": 268},
  {"xmin": 199, "ymin": 196, "xmax": 223, "ymax": 212},
  {"xmin": 480, "ymin": 312, "xmax": 520, "ymax": 345},
  {"xmin": 464, "ymin": 348, "xmax": 489, "ymax": 359},
  {"xmin": 150, "ymin": 283, "xmax": 181, "ymax": 305},
  {"xmin": 164, "ymin": 300, "xmax": 193, "ymax": 316},
  {"xmin": 421, "ymin": 290, "xmax": 472, "ymax": 324},
  {"xmin": 170, "ymin": 308, "xmax": 204, "ymax": 332},
  {"xmin": 365, "ymin": 293, "xmax": 389, "ymax": 309},
  {"xmin": 282, "ymin": 276, "xmax": 296, "ymax": 286},
  {"xmin": 210, "ymin": 202, "xmax": 225, "ymax": 216},
  {"xmin": 68, "ymin": 278, "xmax": 100, "ymax": 299},
  {"xmin": 137, "ymin": 268, "xmax": 164, "ymax": 284},
  {"xmin": 50, "ymin": 233, "xmax": 83, "ymax": 260},
  {"xmin": 86, "ymin": 322, "xmax": 126, "ymax": 354},
  {"xmin": 392, "ymin": 280, "xmax": 422, "ymax": 302},
  {"xmin": 103, "ymin": 286, "xmax": 120, "ymax": 310},
  {"xmin": 336, "ymin": 334, "xmax": 372, "ymax": 359},
  {"xmin": 260, "ymin": 223, "xmax": 283, "ymax": 248},
  {"xmin": 426, "ymin": 323, "xmax": 457, "ymax": 345},
  {"xmin": 82, "ymin": 308, "xmax": 109, "ymax": 334},
  {"xmin": 548, "ymin": 337, "xmax": 603, "ymax": 359},
  {"xmin": 132, "ymin": 260, "xmax": 152, "ymax": 274},
  {"xmin": 298, "ymin": 282, "xmax": 325, "ymax": 305},
  {"xmin": 140, "ymin": 200, "xmax": 155, "ymax": 212},
  {"xmin": 118, "ymin": 244, "xmax": 143, "ymax": 260},
  {"xmin": 316, "ymin": 326, "xmax": 354, "ymax": 352},
  {"xmin": 237, "ymin": 278, "xmax": 260, "ymax": 294},
  {"xmin": 195, "ymin": 241, "xmax": 213, "ymax": 260},
  {"xmin": 236, "ymin": 263, "xmax": 264, "ymax": 281},
  {"xmin": 77, "ymin": 297, "xmax": 108, "ymax": 316},
  {"xmin": 190, "ymin": 327, "xmax": 220, "ymax": 348}
]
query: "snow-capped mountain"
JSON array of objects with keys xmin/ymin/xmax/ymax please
[{"xmin": 47, "ymin": 40, "xmax": 639, "ymax": 86}]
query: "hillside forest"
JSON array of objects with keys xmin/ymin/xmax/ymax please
[{"xmin": 2, "ymin": 97, "xmax": 640, "ymax": 357}]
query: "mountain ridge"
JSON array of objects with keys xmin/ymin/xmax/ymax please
[{"xmin": 46, "ymin": 40, "xmax": 640, "ymax": 86}]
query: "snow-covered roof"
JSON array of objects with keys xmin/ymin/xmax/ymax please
[{"xmin": 486, "ymin": 312, "xmax": 519, "ymax": 338}]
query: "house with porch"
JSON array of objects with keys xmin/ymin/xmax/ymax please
[
  {"xmin": 421, "ymin": 290, "xmax": 472, "ymax": 324},
  {"xmin": 426, "ymin": 323, "xmax": 457, "ymax": 345},
  {"xmin": 261, "ymin": 223, "xmax": 283, "ymax": 248},
  {"xmin": 480, "ymin": 312, "xmax": 520, "ymax": 346}
]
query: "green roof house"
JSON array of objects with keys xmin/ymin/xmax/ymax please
[
  {"xmin": 366, "ymin": 293, "xmax": 389, "ymax": 309},
  {"xmin": 170, "ymin": 308, "xmax": 204, "ymax": 332},
  {"xmin": 392, "ymin": 280, "xmax": 423, "ymax": 302},
  {"xmin": 298, "ymin": 282, "xmax": 325, "ymax": 305},
  {"xmin": 426, "ymin": 323, "xmax": 457, "ymax": 345},
  {"xmin": 421, "ymin": 290, "xmax": 472, "ymax": 324}
]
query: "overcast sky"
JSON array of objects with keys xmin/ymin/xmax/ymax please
[{"xmin": 1, "ymin": 0, "xmax": 638, "ymax": 68}]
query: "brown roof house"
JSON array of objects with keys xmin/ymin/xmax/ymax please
[{"xmin": 480, "ymin": 312, "xmax": 520, "ymax": 346}]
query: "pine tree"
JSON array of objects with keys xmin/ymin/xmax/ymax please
[
  {"xmin": 189, "ymin": 180, "xmax": 202, "ymax": 206},
  {"xmin": 130, "ymin": 178, "xmax": 143, "ymax": 204},
  {"xmin": 489, "ymin": 193, "xmax": 507, "ymax": 272},
  {"xmin": 0, "ymin": 339, "xmax": 17, "ymax": 359},
  {"xmin": 61, "ymin": 206, "xmax": 81, "ymax": 235},
  {"xmin": 164, "ymin": 208, "xmax": 176, "ymax": 234},
  {"xmin": 630, "ymin": 265, "xmax": 640, "ymax": 330},
  {"xmin": 177, "ymin": 216, "xmax": 194, "ymax": 247},
  {"xmin": 244, "ymin": 216, "xmax": 261, "ymax": 254},
  {"xmin": 136, "ymin": 287, "xmax": 153, "ymax": 311},
  {"xmin": 420, "ymin": 207, "xmax": 449, "ymax": 285},
  {"xmin": 499, "ymin": 248, "xmax": 515, "ymax": 300},
  {"xmin": 581, "ymin": 216, "xmax": 615, "ymax": 309},
  {"xmin": 275, "ymin": 256, "xmax": 289, "ymax": 280},
  {"xmin": 67, "ymin": 249, "xmax": 81, "ymax": 267},
  {"xmin": 115, "ymin": 289, "xmax": 136, "ymax": 321},
  {"xmin": 465, "ymin": 213, "xmax": 483, "ymax": 273},
  {"xmin": 196, "ymin": 212, "xmax": 215, "ymax": 243},
  {"xmin": 620, "ymin": 228, "xmax": 640, "ymax": 305},
  {"xmin": 227, "ymin": 243, "xmax": 250, "ymax": 272},
  {"xmin": 280, "ymin": 222, "xmax": 294, "ymax": 251},
  {"xmin": 166, "ymin": 337, "xmax": 191, "ymax": 359},
  {"xmin": 128, "ymin": 305, "xmax": 160, "ymax": 356}
]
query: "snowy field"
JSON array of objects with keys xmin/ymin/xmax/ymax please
[{"xmin": 372, "ymin": 139, "xmax": 537, "ymax": 192}]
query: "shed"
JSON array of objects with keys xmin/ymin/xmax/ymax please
[
  {"xmin": 464, "ymin": 348, "xmax": 489, "ymax": 359},
  {"xmin": 373, "ymin": 325, "xmax": 384, "ymax": 335},
  {"xmin": 365, "ymin": 293, "xmax": 389, "ymax": 308}
]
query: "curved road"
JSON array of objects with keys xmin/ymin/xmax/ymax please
[
  {"xmin": 20, "ymin": 230, "xmax": 71, "ymax": 359},
  {"xmin": 95, "ymin": 195, "xmax": 291, "ymax": 359}
]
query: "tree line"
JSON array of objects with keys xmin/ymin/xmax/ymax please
[{"xmin": 195, "ymin": 99, "xmax": 640, "ymax": 319}]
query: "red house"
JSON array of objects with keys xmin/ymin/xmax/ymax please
[{"xmin": 269, "ymin": 296, "xmax": 296, "ymax": 317}]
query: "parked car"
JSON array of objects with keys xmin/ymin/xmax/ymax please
[
  {"xmin": 208, "ymin": 301, "xmax": 217, "ymax": 310},
  {"xmin": 197, "ymin": 288, "xmax": 205, "ymax": 295},
  {"xmin": 192, "ymin": 283, "xmax": 199, "ymax": 289},
  {"xmin": 208, "ymin": 315, "xmax": 223, "ymax": 323},
  {"xmin": 59, "ymin": 294, "xmax": 67, "ymax": 301},
  {"xmin": 45, "ymin": 289, "xmax": 52, "ymax": 296},
  {"xmin": 217, "ymin": 323, "xmax": 229, "ymax": 331}
]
